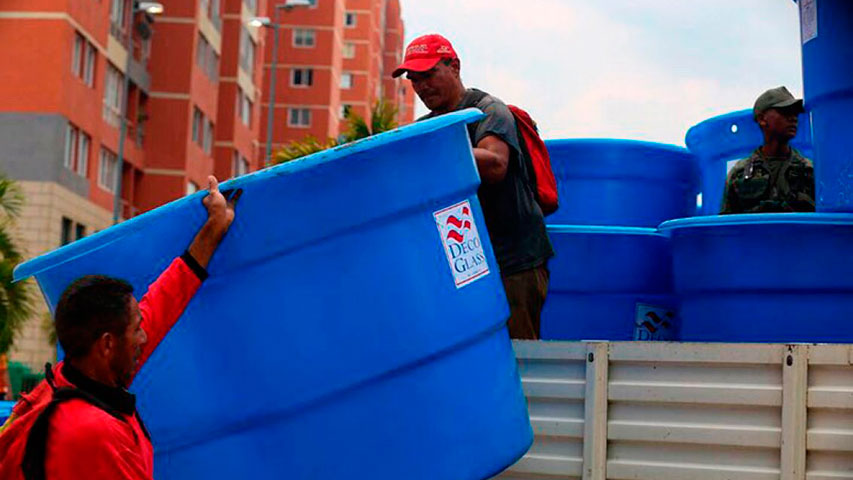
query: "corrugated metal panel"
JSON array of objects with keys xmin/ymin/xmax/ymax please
[
  {"xmin": 495, "ymin": 342, "xmax": 588, "ymax": 480},
  {"xmin": 806, "ymin": 345, "xmax": 853, "ymax": 480},
  {"xmin": 495, "ymin": 342, "xmax": 853, "ymax": 480},
  {"xmin": 606, "ymin": 343, "xmax": 785, "ymax": 480}
]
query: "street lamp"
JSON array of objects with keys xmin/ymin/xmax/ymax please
[
  {"xmin": 252, "ymin": 0, "xmax": 313, "ymax": 167},
  {"xmin": 113, "ymin": 1, "xmax": 164, "ymax": 224}
]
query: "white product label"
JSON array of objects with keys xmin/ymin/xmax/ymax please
[
  {"xmin": 800, "ymin": 0, "xmax": 818, "ymax": 44},
  {"xmin": 434, "ymin": 200, "xmax": 490, "ymax": 288}
]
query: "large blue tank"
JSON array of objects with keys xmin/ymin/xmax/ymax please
[
  {"xmin": 799, "ymin": 0, "xmax": 853, "ymax": 212},
  {"xmin": 545, "ymin": 139, "xmax": 699, "ymax": 227},
  {"xmin": 685, "ymin": 109, "xmax": 814, "ymax": 215},
  {"xmin": 659, "ymin": 213, "xmax": 853, "ymax": 343},
  {"xmin": 13, "ymin": 109, "xmax": 532, "ymax": 480},
  {"xmin": 541, "ymin": 225, "xmax": 677, "ymax": 341}
]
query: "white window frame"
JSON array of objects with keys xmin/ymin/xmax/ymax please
[
  {"xmin": 103, "ymin": 64, "xmax": 123, "ymax": 127},
  {"xmin": 203, "ymin": 120, "xmax": 214, "ymax": 154},
  {"xmin": 192, "ymin": 107, "xmax": 203, "ymax": 144},
  {"xmin": 340, "ymin": 72, "xmax": 353, "ymax": 89},
  {"xmin": 293, "ymin": 28, "xmax": 316, "ymax": 48},
  {"xmin": 83, "ymin": 42, "xmax": 96, "ymax": 87},
  {"xmin": 99, "ymin": 148, "xmax": 118, "ymax": 192},
  {"xmin": 72, "ymin": 33, "xmax": 85, "ymax": 78},
  {"xmin": 76, "ymin": 132, "xmax": 90, "ymax": 177},
  {"xmin": 64, "ymin": 124, "xmax": 78, "ymax": 170},
  {"xmin": 291, "ymin": 68, "xmax": 314, "ymax": 87},
  {"xmin": 342, "ymin": 42, "xmax": 356, "ymax": 59},
  {"xmin": 239, "ymin": 27, "xmax": 255, "ymax": 76},
  {"xmin": 187, "ymin": 181, "xmax": 199, "ymax": 195},
  {"xmin": 232, "ymin": 150, "xmax": 249, "ymax": 177},
  {"xmin": 344, "ymin": 12, "xmax": 356, "ymax": 28},
  {"xmin": 288, "ymin": 108, "xmax": 311, "ymax": 128}
]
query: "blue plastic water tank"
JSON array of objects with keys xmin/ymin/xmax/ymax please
[
  {"xmin": 0, "ymin": 401, "xmax": 12, "ymax": 425},
  {"xmin": 799, "ymin": 0, "xmax": 853, "ymax": 212},
  {"xmin": 545, "ymin": 139, "xmax": 699, "ymax": 227},
  {"xmin": 13, "ymin": 109, "xmax": 533, "ymax": 480},
  {"xmin": 541, "ymin": 225, "xmax": 677, "ymax": 341},
  {"xmin": 685, "ymin": 109, "xmax": 814, "ymax": 215},
  {"xmin": 659, "ymin": 213, "xmax": 853, "ymax": 343}
]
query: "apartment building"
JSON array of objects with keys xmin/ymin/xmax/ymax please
[{"xmin": 259, "ymin": 0, "xmax": 414, "ymax": 161}]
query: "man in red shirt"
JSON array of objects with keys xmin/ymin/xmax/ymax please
[{"xmin": 0, "ymin": 175, "xmax": 240, "ymax": 480}]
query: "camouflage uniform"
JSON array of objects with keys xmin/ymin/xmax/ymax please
[{"xmin": 721, "ymin": 148, "xmax": 815, "ymax": 214}]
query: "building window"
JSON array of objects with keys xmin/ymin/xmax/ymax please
[
  {"xmin": 291, "ymin": 68, "xmax": 314, "ymax": 87},
  {"xmin": 244, "ymin": 0, "xmax": 257, "ymax": 14},
  {"xmin": 293, "ymin": 28, "xmax": 316, "ymax": 48},
  {"xmin": 187, "ymin": 182, "xmax": 199, "ymax": 195},
  {"xmin": 61, "ymin": 217, "xmax": 73, "ymax": 246},
  {"xmin": 75, "ymin": 223, "xmax": 86, "ymax": 241},
  {"xmin": 103, "ymin": 64, "xmax": 124, "ymax": 127},
  {"xmin": 76, "ymin": 132, "xmax": 90, "ymax": 177},
  {"xmin": 236, "ymin": 89, "xmax": 252, "ymax": 127},
  {"xmin": 99, "ymin": 148, "xmax": 119, "ymax": 192},
  {"xmin": 110, "ymin": 0, "xmax": 126, "ymax": 32},
  {"xmin": 307, "ymin": 0, "xmax": 317, "ymax": 6},
  {"xmin": 342, "ymin": 42, "xmax": 355, "ymax": 59},
  {"xmin": 232, "ymin": 151, "xmax": 249, "ymax": 177},
  {"xmin": 239, "ymin": 27, "xmax": 255, "ymax": 76},
  {"xmin": 203, "ymin": 120, "xmax": 214, "ymax": 154},
  {"xmin": 84, "ymin": 42, "xmax": 96, "ymax": 87},
  {"xmin": 192, "ymin": 107, "xmax": 203, "ymax": 145},
  {"xmin": 340, "ymin": 72, "xmax": 353, "ymax": 89},
  {"xmin": 288, "ymin": 108, "xmax": 311, "ymax": 127},
  {"xmin": 72, "ymin": 33, "xmax": 83, "ymax": 77},
  {"xmin": 197, "ymin": 34, "xmax": 219, "ymax": 81},
  {"xmin": 64, "ymin": 124, "xmax": 78, "ymax": 170},
  {"xmin": 344, "ymin": 12, "xmax": 356, "ymax": 27},
  {"xmin": 340, "ymin": 104, "xmax": 351, "ymax": 119},
  {"xmin": 63, "ymin": 123, "xmax": 89, "ymax": 177}
]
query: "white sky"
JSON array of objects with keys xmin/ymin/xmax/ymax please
[{"xmin": 399, "ymin": 0, "xmax": 804, "ymax": 146}]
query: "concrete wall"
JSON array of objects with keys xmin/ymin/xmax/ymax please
[{"xmin": 0, "ymin": 113, "xmax": 89, "ymax": 197}]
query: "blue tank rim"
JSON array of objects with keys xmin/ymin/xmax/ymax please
[
  {"xmin": 13, "ymin": 109, "xmax": 486, "ymax": 282},
  {"xmin": 544, "ymin": 138, "xmax": 693, "ymax": 158},
  {"xmin": 659, "ymin": 212, "xmax": 853, "ymax": 232},
  {"xmin": 547, "ymin": 224, "xmax": 665, "ymax": 237},
  {"xmin": 685, "ymin": 109, "xmax": 755, "ymax": 149}
]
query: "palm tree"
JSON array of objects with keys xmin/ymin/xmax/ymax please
[
  {"xmin": 0, "ymin": 174, "xmax": 34, "ymax": 399},
  {"xmin": 273, "ymin": 100, "xmax": 400, "ymax": 164}
]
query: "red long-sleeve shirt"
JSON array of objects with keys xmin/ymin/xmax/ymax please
[{"xmin": 0, "ymin": 255, "xmax": 204, "ymax": 480}]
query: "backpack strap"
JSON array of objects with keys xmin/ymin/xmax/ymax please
[{"xmin": 21, "ymin": 363, "xmax": 129, "ymax": 480}]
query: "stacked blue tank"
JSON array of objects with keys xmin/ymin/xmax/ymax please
[
  {"xmin": 663, "ymin": 1, "xmax": 853, "ymax": 343},
  {"xmin": 686, "ymin": 109, "xmax": 814, "ymax": 216},
  {"xmin": 799, "ymin": 0, "xmax": 853, "ymax": 212},
  {"xmin": 542, "ymin": 140, "xmax": 699, "ymax": 341},
  {"xmin": 13, "ymin": 110, "xmax": 532, "ymax": 480}
]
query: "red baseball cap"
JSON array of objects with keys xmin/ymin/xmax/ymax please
[{"xmin": 392, "ymin": 34, "xmax": 458, "ymax": 78}]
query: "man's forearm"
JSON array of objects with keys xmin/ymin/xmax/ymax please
[{"xmin": 187, "ymin": 218, "xmax": 230, "ymax": 269}]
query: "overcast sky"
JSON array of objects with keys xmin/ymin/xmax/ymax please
[{"xmin": 399, "ymin": 1, "xmax": 804, "ymax": 146}]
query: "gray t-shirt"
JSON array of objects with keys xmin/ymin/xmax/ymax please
[{"xmin": 421, "ymin": 88, "xmax": 553, "ymax": 275}]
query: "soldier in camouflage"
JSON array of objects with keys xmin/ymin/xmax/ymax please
[{"xmin": 721, "ymin": 86, "xmax": 815, "ymax": 214}]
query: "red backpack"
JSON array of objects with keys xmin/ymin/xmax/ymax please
[{"xmin": 464, "ymin": 89, "xmax": 559, "ymax": 216}]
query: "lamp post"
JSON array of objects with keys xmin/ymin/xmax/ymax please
[
  {"xmin": 251, "ymin": 0, "xmax": 313, "ymax": 167},
  {"xmin": 113, "ymin": 1, "xmax": 164, "ymax": 224}
]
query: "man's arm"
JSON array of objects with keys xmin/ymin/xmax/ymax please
[
  {"xmin": 134, "ymin": 176, "xmax": 241, "ymax": 372},
  {"xmin": 473, "ymin": 135, "xmax": 510, "ymax": 183}
]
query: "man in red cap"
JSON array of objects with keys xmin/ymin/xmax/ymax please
[{"xmin": 394, "ymin": 34, "xmax": 553, "ymax": 340}]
